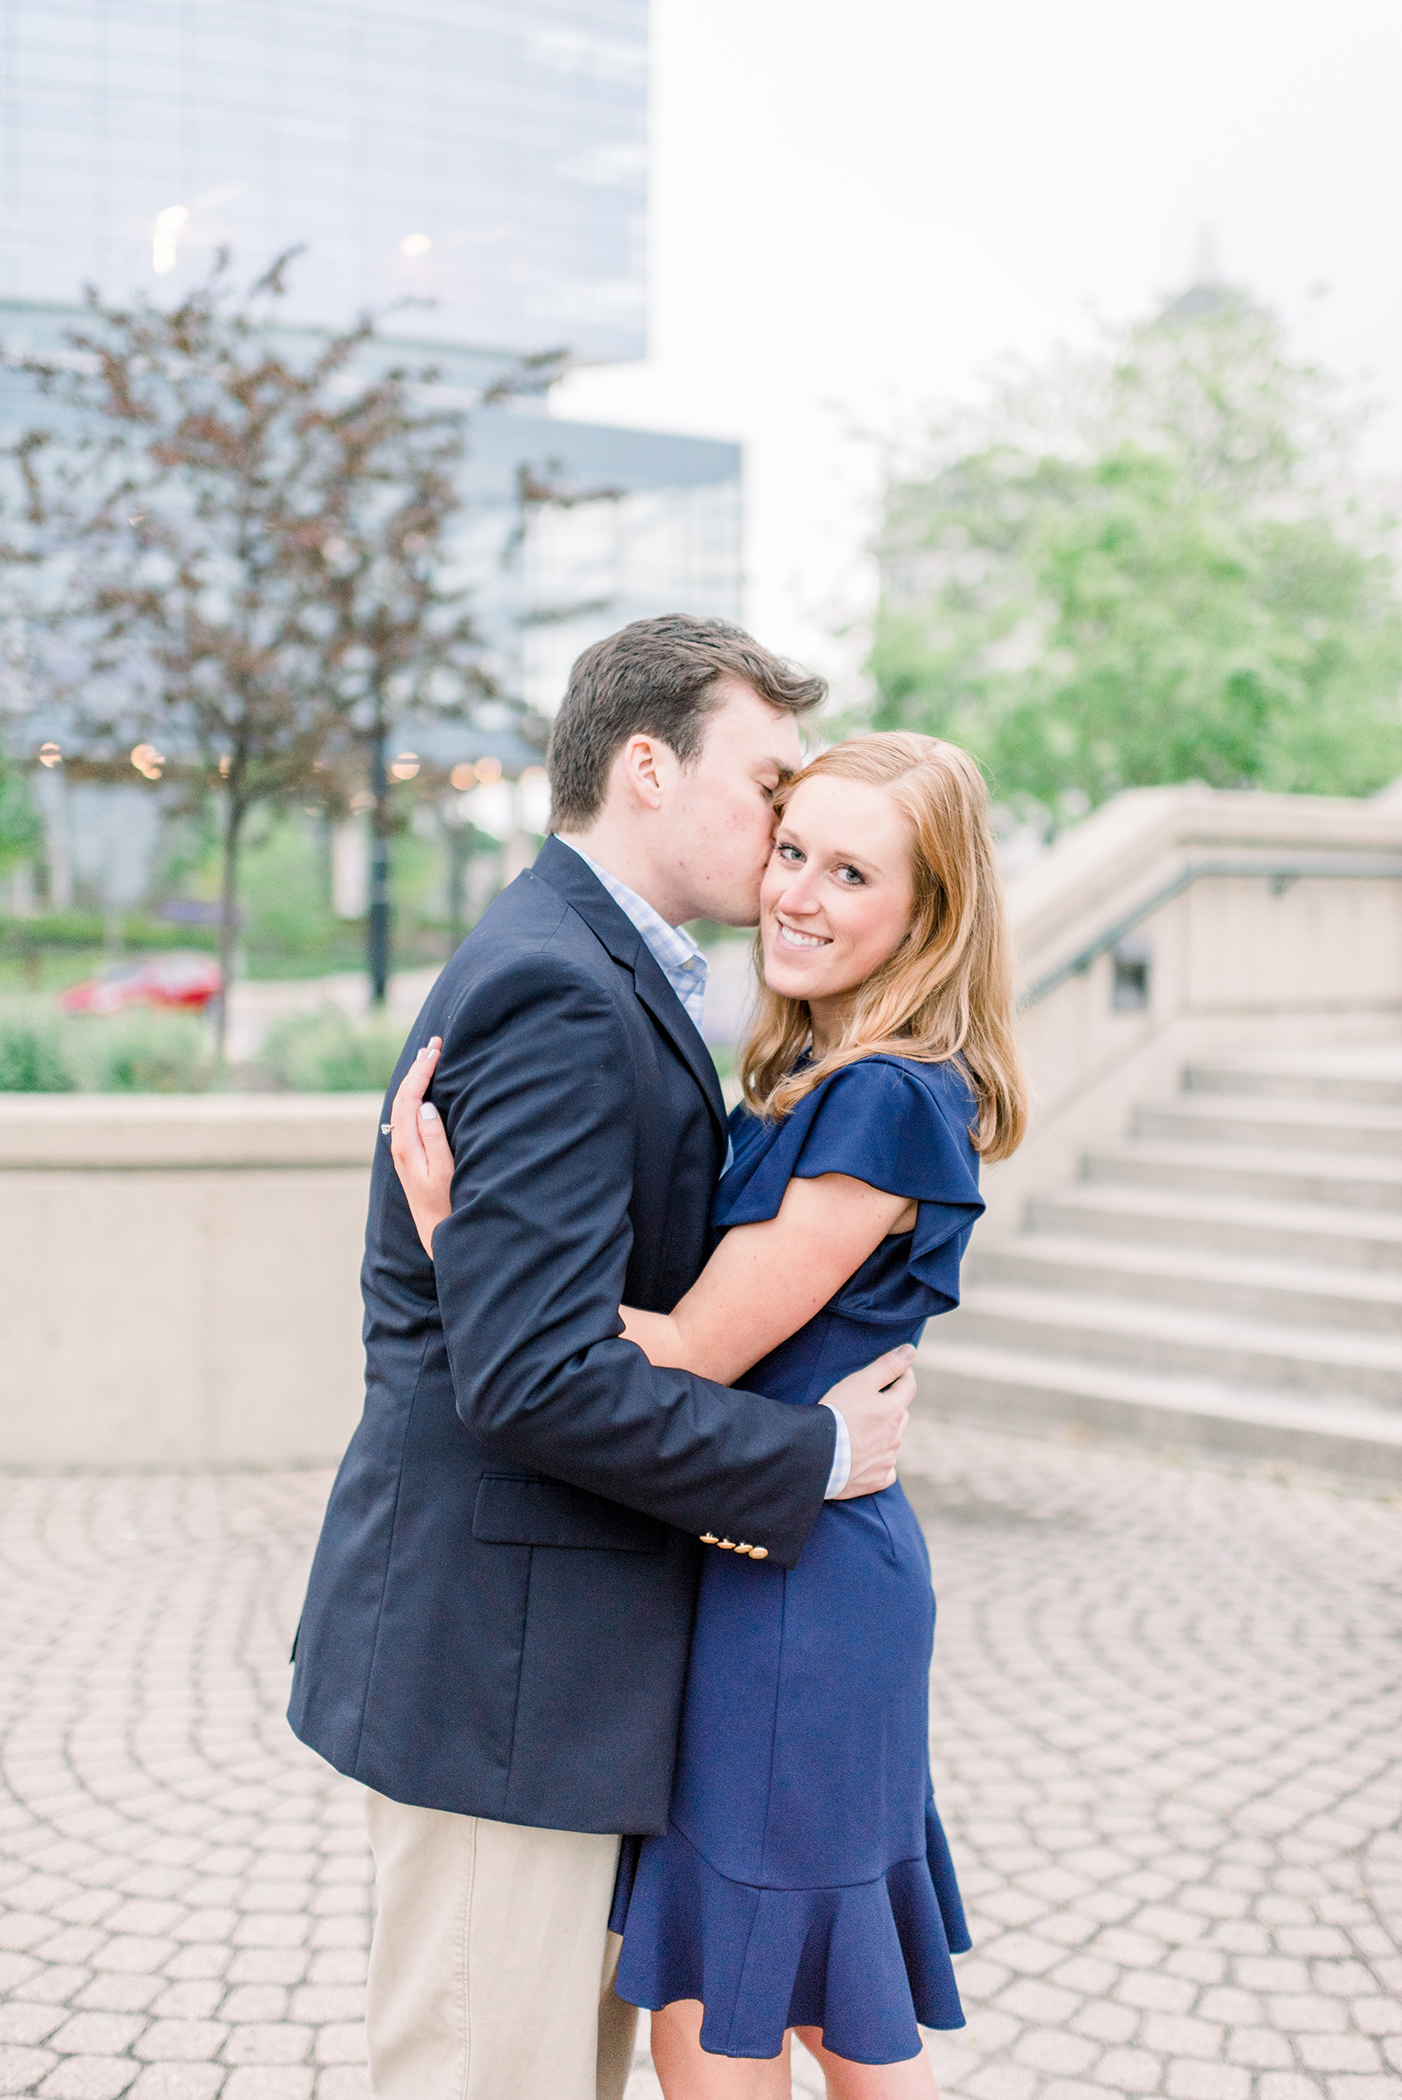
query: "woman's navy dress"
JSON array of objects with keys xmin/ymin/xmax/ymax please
[{"xmin": 610, "ymin": 1053, "xmax": 983, "ymax": 2065}]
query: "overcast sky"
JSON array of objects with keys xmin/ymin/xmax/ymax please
[{"xmin": 555, "ymin": 0, "xmax": 1402, "ymax": 700}]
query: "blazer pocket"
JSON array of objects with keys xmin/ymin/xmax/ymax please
[{"xmin": 472, "ymin": 1474, "xmax": 666, "ymax": 1554}]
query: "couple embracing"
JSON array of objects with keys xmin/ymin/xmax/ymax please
[{"xmin": 289, "ymin": 615, "xmax": 1027, "ymax": 2099}]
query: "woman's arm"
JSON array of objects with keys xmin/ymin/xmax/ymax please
[
  {"xmin": 621, "ymin": 1175, "xmax": 916, "ymax": 1385},
  {"xmin": 389, "ymin": 1039, "xmax": 917, "ymax": 1385}
]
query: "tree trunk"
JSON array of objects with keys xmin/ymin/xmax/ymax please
[{"xmin": 212, "ymin": 791, "xmax": 246, "ymax": 1063}]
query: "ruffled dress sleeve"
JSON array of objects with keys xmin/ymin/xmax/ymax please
[{"xmin": 714, "ymin": 1054, "xmax": 985, "ymax": 1318}]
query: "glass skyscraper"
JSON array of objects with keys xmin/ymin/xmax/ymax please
[
  {"xmin": 0, "ymin": 0, "xmax": 648, "ymax": 361},
  {"xmin": 0, "ymin": 0, "xmax": 741, "ymax": 718},
  {"xmin": 0, "ymin": 0, "xmax": 740, "ymax": 930}
]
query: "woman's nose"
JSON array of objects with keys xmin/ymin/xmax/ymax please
[{"xmin": 782, "ymin": 877, "xmax": 821, "ymax": 914}]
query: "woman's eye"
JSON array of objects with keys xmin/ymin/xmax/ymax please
[
  {"xmin": 834, "ymin": 864, "xmax": 865, "ymax": 886},
  {"xmin": 776, "ymin": 841, "xmax": 803, "ymax": 863}
]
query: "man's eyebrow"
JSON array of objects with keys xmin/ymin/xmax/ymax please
[{"xmin": 754, "ymin": 757, "xmax": 796, "ymax": 782}]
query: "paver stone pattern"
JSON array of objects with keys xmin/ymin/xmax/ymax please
[{"xmin": 0, "ymin": 1418, "xmax": 1398, "ymax": 2100}]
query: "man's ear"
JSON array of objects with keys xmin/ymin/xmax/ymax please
[{"xmin": 617, "ymin": 734, "xmax": 671, "ymax": 812}]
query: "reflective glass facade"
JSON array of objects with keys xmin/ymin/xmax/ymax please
[
  {"xmin": 0, "ymin": 0, "xmax": 646, "ymax": 359},
  {"xmin": 456, "ymin": 400, "xmax": 742, "ymax": 715},
  {"xmin": 0, "ymin": 0, "xmax": 743, "ymax": 797}
]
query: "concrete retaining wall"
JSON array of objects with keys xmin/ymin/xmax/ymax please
[{"xmin": 0, "ymin": 1096, "xmax": 376, "ymax": 1469}]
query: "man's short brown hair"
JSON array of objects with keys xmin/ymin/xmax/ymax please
[{"xmin": 546, "ymin": 614, "xmax": 827, "ymax": 830}]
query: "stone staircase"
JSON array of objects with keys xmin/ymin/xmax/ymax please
[{"xmin": 917, "ymin": 1046, "xmax": 1402, "ymax": 1482}]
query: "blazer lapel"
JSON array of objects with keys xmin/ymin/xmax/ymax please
[
  {"xmin": 629, "ymin": 942, "xmax": 729, "ymax": 1137},
  {"xmin": 532, "ymin": 837, "xmax": 729, "ymax": 1144}
]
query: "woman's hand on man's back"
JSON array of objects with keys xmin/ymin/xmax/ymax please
[{"xmin": 389, "ymin": 1038, "xmax": 454, "ymax": 1257}]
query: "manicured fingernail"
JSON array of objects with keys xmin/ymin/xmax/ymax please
[{"xmin": 419, "ymin": 1103, "xmax": 440, "ymax": 1123}]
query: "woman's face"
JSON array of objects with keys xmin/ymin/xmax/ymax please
[{"xmin": 759, "ymin": 773, "xmax": 915, "ymax": 1039}]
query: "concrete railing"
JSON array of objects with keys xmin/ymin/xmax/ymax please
[
  {"xmin": 0, "ymin": 1095, "xmax": 377, "ymax": 1469},
  {"xmin": 984, "ymin": 783, "xmax": 1402, "ymax": 1235}
]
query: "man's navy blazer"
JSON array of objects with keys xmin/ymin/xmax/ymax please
[{"xmin": 287, "ymin": 837, "xmax": 837, "ymax": 1836}]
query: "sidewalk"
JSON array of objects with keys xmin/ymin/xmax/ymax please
[{"xmin": 0, "ymin": 1423, "xmax": 1398, "ymax": 2099}]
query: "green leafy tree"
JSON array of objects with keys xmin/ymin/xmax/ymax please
[{"xmin": 869, "ymin": 286, "xmax": 1402, "ymax": 815}]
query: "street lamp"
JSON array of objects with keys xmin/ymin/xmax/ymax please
[{"xmin": 368, "ymin": 724, "xmax": 390, "ymax": 1008}]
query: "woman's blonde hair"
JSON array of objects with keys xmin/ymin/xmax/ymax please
[{"xmin": 740, "ymin": 732, "xmax": 1028, "ymax": 1162}]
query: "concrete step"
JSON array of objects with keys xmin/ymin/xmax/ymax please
[
  {"xmin": 1083, "ymin": 1138, "xmax": 1402, "ymax": 1211},
  {"xmin": 966, "ymin": 1043, "xmax": 1402, "ymax": 1478},
  {"xmin": 967, "ymin": 1234, "xmax": 1402, "ymax": 1335},
  {"xmin": 1185, "ymin": 1050, "xmax": 1402, "ymax": 1109},
  {"xmin": 1134, "ymin": 1094, "xmax": 1402, "ymax": 1157},
  {"xmin": 948, "ymin": 1284, "xmax": 1402, "ymax": 1406},
  {"xmin": 914, "ymin": 1336, "xmax": 1402, "ymax": 1484},
  {"xmin": 1028, "ymin": 1183, "xmax": 1402, "ymax": 1272}
]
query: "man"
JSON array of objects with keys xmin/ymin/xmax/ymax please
[{"xmin": 288, "ymin": 615, "xmax": 916, "ymax": 2100}]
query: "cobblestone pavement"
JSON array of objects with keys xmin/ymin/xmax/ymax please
[{"xmin": 0, "ymin": 1423, "xmax": 1398, "ymax": 2100}]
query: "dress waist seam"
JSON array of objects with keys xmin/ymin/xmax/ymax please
[{"xmin": 668, "ymin": 1819, "xmax": 930, "ymax": 1895}]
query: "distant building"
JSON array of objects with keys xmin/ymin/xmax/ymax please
[
  {"xmin": 1, "ymin": 0, "xmax": 647, "ymax": 363},
  {"xmin": 0, "ymin": 0, "xmax": 742, "ymax": 683},
  {"xmin": 0, "ymin": 0, "xmax": 741, "ymax": 920}
]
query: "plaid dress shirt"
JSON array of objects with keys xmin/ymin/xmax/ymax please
[{"xmin": 559, "ymin": 841, "xmax": 709, "ymax": 1033}]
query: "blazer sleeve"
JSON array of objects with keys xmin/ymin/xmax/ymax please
[{"xmin": 429, "ymin": 946, "xmax": 835, "ymax": 1570}]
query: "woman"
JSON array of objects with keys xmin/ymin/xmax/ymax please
[{"xmin": 390, "ymin": 732, "xmax": 1026, "ymax": 2097}]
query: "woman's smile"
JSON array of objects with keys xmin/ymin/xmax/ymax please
[{"xmin": 774, "ymin": 916, "xmax": 832, "ymax": 951}]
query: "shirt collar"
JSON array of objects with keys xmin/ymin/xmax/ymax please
[{"xmin": 556, "ymin": 839, "xmax": 705, "ymax": 978}]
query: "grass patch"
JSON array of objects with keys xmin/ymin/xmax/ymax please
[
  {"xmin": 0, "ymin": 1005, "xmax": 78, "ymax": 1091},
  {"xmin": 0, "ymin": 1002, "xmax": 210, "ymax": 1092}
]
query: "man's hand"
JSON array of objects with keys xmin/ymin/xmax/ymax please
[{"xmin": 822, "ymin": 1343, "xmax": 916, "ymax": 1498}]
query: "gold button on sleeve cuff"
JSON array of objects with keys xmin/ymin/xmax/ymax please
[
  {"xmin": 749, "ymin": 1546, "xmax": 769, "ymax": 1560},
  {"xmin": 717, "ymin": 1539, "xmax": 736, "ymax": 1550},
  {"xmin": 699, "ymin": 1533, "xmax": 719, "ymax": 1545}
]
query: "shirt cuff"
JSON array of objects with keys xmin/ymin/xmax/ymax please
[{"xmin": 820, "ymin": 1400, "xmax": 851, "ymax": 1499}]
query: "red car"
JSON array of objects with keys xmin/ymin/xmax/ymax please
[{"xmin": 59, "ymin": 953, "xmax": 224, "ymax": 1016}]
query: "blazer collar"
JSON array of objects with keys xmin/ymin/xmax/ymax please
[{"xmin": 532, "ymin": 836, "xmax": 728, "ymax": 1141}]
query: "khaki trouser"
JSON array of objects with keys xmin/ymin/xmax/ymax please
[{"xmin": 364, "ymin": 1790, "xmax": 638, "ymax": 2100}]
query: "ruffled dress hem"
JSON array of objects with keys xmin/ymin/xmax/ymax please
[{"xmin": 611, "ymin": 1799, "xmax": 970, "ymax": 2065}]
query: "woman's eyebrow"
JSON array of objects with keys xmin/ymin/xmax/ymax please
[{"xmin": 780, "ymin": 830, "xmax": 882, "ymax": 874}]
